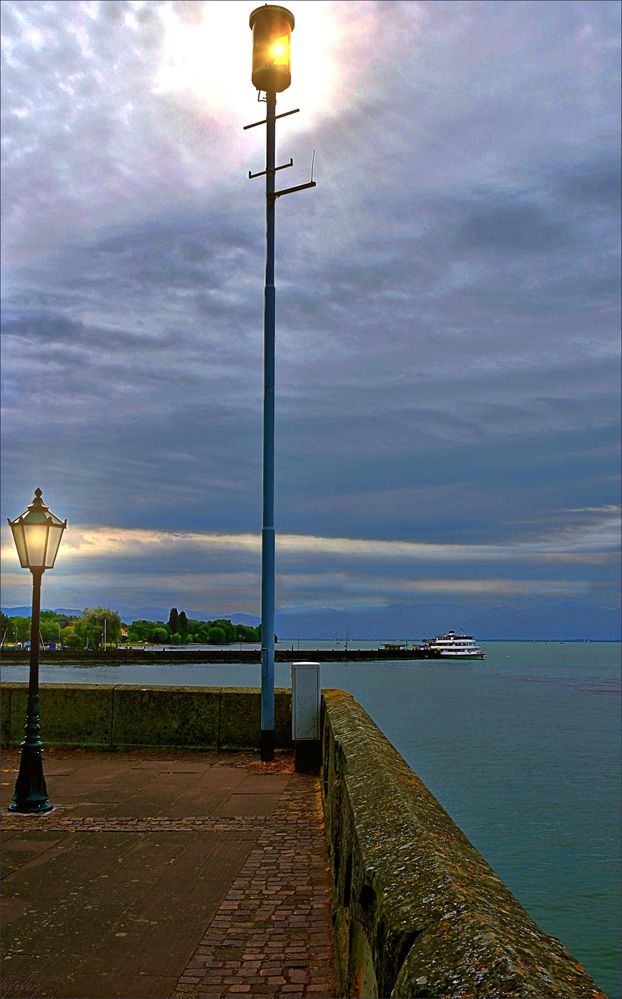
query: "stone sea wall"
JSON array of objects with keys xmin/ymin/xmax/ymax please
[
  {"xmin": 321, "ymin": 688, "xmax": 606, "ymax": 999},
  {"xmin": 0, "ymin": 683, "xmax": 292, "ymax": 751}
]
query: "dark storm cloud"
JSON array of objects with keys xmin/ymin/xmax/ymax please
[
  {"xmin": 554, "ymin": 153, "xmax": 622, "ymax": 209},
  {"xmin": 457, "ymin": 201, "xmax": 568, "ymax": 254}
]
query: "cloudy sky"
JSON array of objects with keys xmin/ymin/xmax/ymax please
[{"xmin": 1, "ymin": 0, "xmax": 620, "ymax": 637}]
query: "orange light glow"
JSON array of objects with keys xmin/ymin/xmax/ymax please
[{"xmin": 269, "ymin": 35, "xmax": 289, "ymax": 66}]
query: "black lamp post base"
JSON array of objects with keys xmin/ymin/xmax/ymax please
[
  {"xmin": 8, "ymin": 747, "xmax": 53, "ymax": 814},
  {"xmin": 260, "ymin": 728, "xmax": 275, "ymax": 762},
  {"xmin": 8, "ymin": 801, "xmax": 53, "ymax": 814}
]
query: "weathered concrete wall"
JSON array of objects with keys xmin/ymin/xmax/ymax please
[
  {"xmin": 1, "ymin": 683, "xmax": 292, "ymax": 751},
  {"xmin": 321, "ymin": 689, "xmax": 606, "ymax": 999}
]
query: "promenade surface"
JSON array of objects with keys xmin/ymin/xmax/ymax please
[{"xmin": 0, "ymin": 748, "xmax": 336, "ymax": 999}]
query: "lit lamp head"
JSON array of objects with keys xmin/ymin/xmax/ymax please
[
  {"xmin": 249, "ymin": 4, "xmax": 295, "ymax": 93},
  {"xmin": 8, "ymin": 488, "xmax": 67, "ymax": 571}
]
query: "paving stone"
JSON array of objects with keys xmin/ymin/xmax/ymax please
[
  {"xmin": 1, "ymin": 748, "xmax": 336, "ymax": 998},
  {"xmin": 173, "ymin": 768, "xmax": 336, "ymax": 998}
]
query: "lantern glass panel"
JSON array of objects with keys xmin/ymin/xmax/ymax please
[
  {"xmin": 10, "ymin": 522, "xmax": 29, "ymax": 569},
  {"xmin": 23, "ymin": 521, "xmax": 49, "ymax": 568},
  {"xmin": 45, "ymin": 523, "xmax": 65, "ymax": 568}
]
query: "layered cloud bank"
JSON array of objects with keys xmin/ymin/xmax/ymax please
[{"xmin": 2, "ymin": 505, "xmax": 618, "ymax": 635}]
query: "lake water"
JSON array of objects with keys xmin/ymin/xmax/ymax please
[{"xmin": 2, "ymin": 640, "xmax": 620, "ymax": 997}]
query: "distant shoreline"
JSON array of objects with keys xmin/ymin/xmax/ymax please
[{"xmin": 1, "ymin": 639, "xmax": 619, "ymax": 668}]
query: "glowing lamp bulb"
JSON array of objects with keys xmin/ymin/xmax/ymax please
[{"xmin": 270, "ymin": 36, "xmax": 288, "ymax": 63}]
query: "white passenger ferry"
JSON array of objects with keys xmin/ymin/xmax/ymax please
[{"xmin": 422, "ymin": 630, "xmax": 485, "ymax": 659}]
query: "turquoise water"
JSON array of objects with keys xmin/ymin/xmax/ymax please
[{"xmin": 2, "ymin": 641, "xmax": 620, "ymax": 996}]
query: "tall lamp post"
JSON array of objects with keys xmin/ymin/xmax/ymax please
[
  {"xmin": 247, "ymin": 5, "xmax": 316, "ymax": 761},
  {"xmin": 7, "ymin": 488, "xmax": 67, "ymax": 813}
]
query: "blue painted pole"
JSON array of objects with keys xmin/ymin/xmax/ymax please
[{"xmin": 261, "ymin": 90, "xmax": 277, "ymax": 761}]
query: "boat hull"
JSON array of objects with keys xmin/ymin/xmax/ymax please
[{"xmin": 434, "ymin": 652, "xmax": 485, "ymax": 659}]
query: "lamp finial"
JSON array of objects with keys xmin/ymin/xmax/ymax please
[{"xmin": 31, "ymin": 488, "xmax": 46, "ymax": 511}]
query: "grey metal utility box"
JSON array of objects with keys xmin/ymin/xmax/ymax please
[{"xmin": 291, "ymin": 661, "xmax": 321, "ymax": 772}]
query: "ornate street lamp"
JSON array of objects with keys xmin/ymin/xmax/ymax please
[
  {"xmin": 246, "ymin": 5, "xmax": 315, "ymax": 760},
  {"xmin": 7, "ymin": 488, "xmax": 67, "ymax": 813}
]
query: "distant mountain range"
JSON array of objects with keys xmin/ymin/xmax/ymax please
[
  {"xmin": 2, "ymin": 602, "xmax": 619, "ymax": 641},
  {"xmin": 275, "ymin": 602, "xmax": 620, "ymax": 641},
  {"xmin": 3, "ymin": 607, "xmax": 87, "ymax": 620}
]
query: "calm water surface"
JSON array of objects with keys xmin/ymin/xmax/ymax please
[{"xmin": 3, "ymin": 641, "xmax": 620, "ymax": 996}]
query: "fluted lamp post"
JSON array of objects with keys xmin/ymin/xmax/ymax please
[{"xmin": 7, "ymin": 488, "xmax": 67, "ymax": 813}]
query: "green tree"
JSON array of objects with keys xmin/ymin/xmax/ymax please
[
  {"xmin": 10, "ymin": 616, "xmax": 31, "ymax": 644},
  {"xmin": 168, "ymin": 608, "xmax": 179, "ymax": 634},
  {"xmin": 128, "ymin": 620, "xmax": 151, "ymax": 643},
  {"xmin": 207, "ymin": 626, "xmax": 226, "ymax": 645},
  {"xmin": 209, "ymin": 619, "xmax": 235, "ymax": 643},
  {"xmin": 40, "ymin": 611, "xmax": 62, "ymax": 643},
  {"xmin": 178, "ymin": 610, "xmax": 188, "ymax": 635},
  {"xmin": 1, "ymin": 611, "xmax": 14, "ymax": 643},
  {"xmin": 76, "ymin": 608, "xmax": 122, "ymax": 649},
  {"xmin": 128, "ymin": 620, "xmax": 150, "ymax": 643},
  {"xmin": 187, "ymin": 620, "xmax": 203, "ymax": 642},
  {"xmin": 234, "ymin": 623, "xmax": 261, "ymax": 642},
  {"xmin": 128, "ymin": 619, "xmax": 169, "ymax": 644},
  {"xmin": 61, "ymin": 626, "xmax": 82, "ymax": 650}
]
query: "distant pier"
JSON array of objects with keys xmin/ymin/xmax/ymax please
[{"xmin": 0, "ymin": 647, "xmax": 442, "ymax": 665}]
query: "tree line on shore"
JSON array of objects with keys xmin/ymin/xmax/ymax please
[{"xmin": 0, "ymin": 607, "xmax": 263, "ymax": 650}]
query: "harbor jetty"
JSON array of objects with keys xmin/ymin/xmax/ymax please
[
  {"xmin": 0, "ymin": 682, "xmax": 607, "ymax": 998},
  {"xmin": 0, "ymin": 646, "xmax": 441, "ymax": 665}
]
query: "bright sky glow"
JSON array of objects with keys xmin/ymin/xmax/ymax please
[{"xmin": 155, "ymin": 1, "xmax": 341, "ymax": 125}]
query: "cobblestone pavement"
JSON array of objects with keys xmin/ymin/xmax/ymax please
[
  {"xmin": 0, "ymin": 749, "xmax": 336, "ymax": 999},
  {"xmin": 174, "ymin": 779, "xmax": 334, "ymax": 999}
]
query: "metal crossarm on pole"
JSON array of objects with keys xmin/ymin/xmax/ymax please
[
  {"xmin": 249, "ymin": 158, "xmax": 293, "ymax": 180},
  {"xmin": 272, "ymin": 180, "xmax": 317, "ymax": 200},
  {"xmin": 243, "ymin": 108, "xmax": 300, "ymax": 130}
]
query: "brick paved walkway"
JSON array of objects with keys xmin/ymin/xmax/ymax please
[
  {"xmin": 174, "ymin": 779, "xmax": 333, "ymax": 998},
  {"xmin": 0, "ymin": 749, "xmax": 336, "ymax": 999}
]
